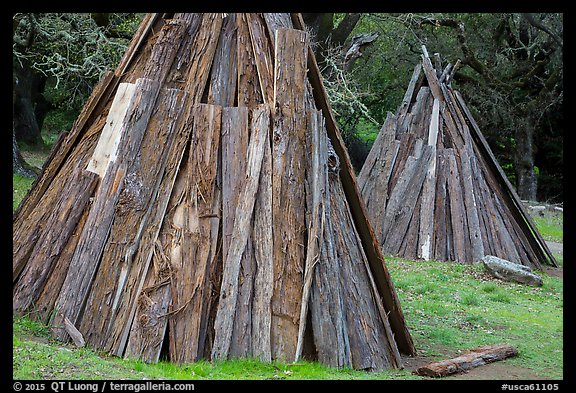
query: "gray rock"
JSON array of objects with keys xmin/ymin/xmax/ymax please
[{"xmin": 481, "ymin": 255, "xmax": 543, "ymax": 287}]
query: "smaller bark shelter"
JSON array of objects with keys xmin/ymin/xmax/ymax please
[
  {"xmin": 358, "ymin": 46, "xmax": 556, "ymax": 269},
  {"xmin": 13, "ymin": 13, "xmax": 415, "ymax": 371}
]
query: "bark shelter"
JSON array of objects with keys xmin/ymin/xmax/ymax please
[
  {"xmin": 357, "ymin": 47, "xmax": 556, "ymax": 269},
  {"xmin": 13, "ymin": 13, "xmax": 415, "ymax": 371}
]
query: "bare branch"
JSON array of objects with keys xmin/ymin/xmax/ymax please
[
  {"xmin": 343, "ymin": 31, "xmax": 379, "ymax": 71},
  {"xmin": 521, "ymin": 13, "xmax": 563, "ymax": 48}
]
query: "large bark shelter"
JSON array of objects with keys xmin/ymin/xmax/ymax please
[
  {"xmin": 13, "ymin": 13, "xmax": 415, "ymax": 370},
  {"xmin": 358, "ymin": 47, "xmax": 556, "ymax": 269}
]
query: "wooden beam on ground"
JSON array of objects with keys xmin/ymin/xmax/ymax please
[{"xmin": 415, "ymin": 344, "xmax": 518, "ymax": 377}]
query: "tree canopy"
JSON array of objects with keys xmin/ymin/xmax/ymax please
[{"xmin": 317, "ymin": 13, "xmax": 563, "ymax": 202}]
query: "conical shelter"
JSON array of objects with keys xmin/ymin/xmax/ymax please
[
  {"xmin": 13, "ymin": 13, "xmax": 415, "ymax": 370},
  {"xmin": 358, "ymin": 47, "xmax": 556, "ymax": 269}
]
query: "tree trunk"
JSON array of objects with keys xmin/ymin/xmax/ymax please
[
  {"xmin": 13, "ymin": 60, "xmax": 46, "ymax": 147},
  {"xmin": 12, "ymin": 72, "xmax": 38, "ymax": 178},
  {"xmin": 302, "ymin": 13, "xmax": 363, "ymax": 70},
  {"xmin": 12, "ymin": 128, "xmax": 38, "ymax": 178},
  {"xmin": 515, "ymin": 119, "xmax": 537, "ymax": 201}
]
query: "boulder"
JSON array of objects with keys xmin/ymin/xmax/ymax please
[{"xmin": 481, "ymin": 255, "xmax": 543, "ymax": 286}]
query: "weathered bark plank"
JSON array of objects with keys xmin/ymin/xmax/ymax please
[
  {"xmin": 123, "ymin": 244, "xmax": 172, "ymax": 362},
  {"xmin": 123, "ymin": 99, "xmax": 199, "ymax": 361},
  {"xmin": 270, "ymin": 28, "xmax": 309, "ymax": 362},
  {"xmin": 237, "ymin": 14, "xmax": 263, "ymax": 107},
  {"xmin": 381, "ymin": 147, "xmax": 433, "ymax": 256},
  {"xmin": 328, "ymin": 165, "xmax": 399, "ymax": 371},
  {"xmin": 182, "ymin": 13, "xmax": 224, "ymax": 100},
  {"xmin": 420, "ymin": 48, "xmax": 444, "ymax": 103},
  {"xmin": 163, "ymin": 14, "xmax": 203, "ymax": 90},
  {"xmin": 208, "ymin": 13, "xmax": 237, "ymax": 107},
  {"xmin": 212, "ymin": 104, "xmax": 270, "ymax": 360},
  {"xmin": 357, "ymin": 113, "xmax": 399, "ymax": 242},
  {"xmin": 63, "ymin": 317, "xmax": 86, "ymax": 348},
  {"xmin": 221, "ymin": 107, "xmax": 250, "ymax": 263},
  {"xmin": 457, "ymin": 125, "xmax": 485, "ymax": 263},
  {"xmin": 115, "ymin": 14, "xmax": 163, "ymax": 79},
  {"xmin": 247, "ymin": 13, "xmax": 275, "ymax": 104},
  {"xmin": 251, "ymin": 125, "xmax": 274, "ymax": 362},
  {"xmin": 140, "ymin": 19, "xmax": 187, "ymax": 83},
  {"xmin": 433, "ymin": 150, "xmax": 449, "ymax": 261},
  {"xmin": 167, "ymin": 104, "xmax": 222, "ymax": 364},
  {"xmin": 397, "ymin": 64, "xmax": 423, "ymax": 118},
  {"xmin": 309, "ymin": 148, "xmax": 351, "ymax": 369},
  {"xmin": 51, "ymin": 78, "xmax": 161, "ymax": 342},
  {"xmin": 13, "ymin": 169, "xmax": 99, "ymax": 313},
  {"xmin": 446, "ymin": 149, "xmax": 468, "ymax": 263},
  {"xmin": 294, "ymin": 110, "xmax": 325, "ymax": 362},
  {"xmin": 33, "ymin": 195, "xmax": 91, "ymax": 322},
  {"xmin": 219, "ymin": 106, "xmax": 256, "ymax": 358}
]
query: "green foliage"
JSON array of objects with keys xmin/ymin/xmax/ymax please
[
  {"xmin": 13, "ymin": 314, "xmax": 51, "ymax": 338},
  {"xmin": 41, "ymin": 108, "xmax": 79, "ymax": 145},
  {"xmin": 460, "ymin": 292, "xmax": 480, "ymax": 306},
  {"xmin": 324, "ymin": 13, "xmax": 562, "ymax": 201},
  {"xmin": 13, "ymin": 13, "xmax": 139, "ymax": 93},
  {"xmin": 13, "ymin": 13, "xmax": 144, "ymax": 148}
]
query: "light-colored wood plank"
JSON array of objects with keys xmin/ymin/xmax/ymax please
[{"xmin": 86, "ymin": 82, "xmax": 136, "ymax": 177}]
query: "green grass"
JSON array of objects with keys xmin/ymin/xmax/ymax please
[
  {"xmin": 12, "ymin": 314, "xmax": 419, "ymax": 380},
  {"xmin": 532, "ymin": 215, "xmax": 563, "ymax": 243},
  {"xmin": 13, "ymin": 175, "xmax": 35, "ymax": 211}
]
